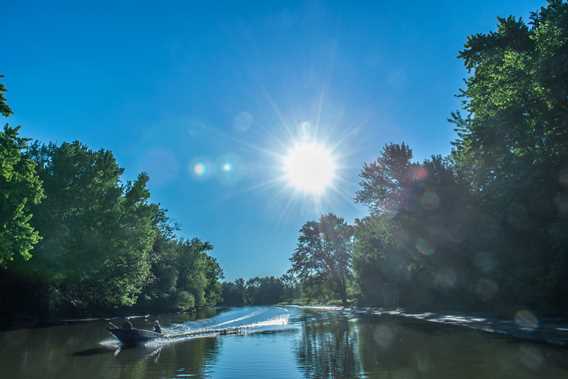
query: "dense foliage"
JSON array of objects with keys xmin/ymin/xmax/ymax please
[
  {"xmin": 291, "ymin": 0, "xmax": 568, "ymax": 315},
  {"xmin": 0, "ymin": 77, "xmax": 223, "ymax": 321},
  {"xmin": 3, "ymin": 0, "xmax": 567, "ymax": 322},
  {"xmin": 0, "ymin": 126, "xmax": 44, "ymax": 266},
  {"xmin": 0, "ymin": 79, "xmax": 44, "ymax": 266},
  {"xmin": 141, "ymin": 237, "xmax": 223, "ymax": 311},
  {"xmin": 288, "ymin": 214, "xmax": 354, "ymax": 306},
  {"xmin": 221, "ymin": 276, "xmax": 295, "ymax": 306}
]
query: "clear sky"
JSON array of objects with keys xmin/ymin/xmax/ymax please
[{"xmin": 3, "ymin": 0, "xmax": 544, "ymax": 280}]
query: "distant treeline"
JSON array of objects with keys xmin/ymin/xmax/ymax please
[
  {"xmin": 288, "ymin": 1, "xmax": 568, "ymax": 316},
  {"xmin": 0, "ymin": 83, "xmax": 222, "ymax": 322},
  {"xmin": 221, "ymin": 276, "xmax": 297, "ymax": 306}
]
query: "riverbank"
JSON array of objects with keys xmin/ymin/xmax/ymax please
[
  {"xmin": 4, "ymin": 302, "xmax": 568, "ymax": 348},
  {"xmin": 0, "ymin": 306, "xmax": 223, "ymax": 332}
]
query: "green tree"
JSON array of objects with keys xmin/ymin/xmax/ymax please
[
  {"xmin": 28, "ymin": 142, "xmax": 158, "ymax": 310},
  {"xmin": 0, "ymin": 77, "xmax": 44, "ymax": 266},
  {"xmin": 289, "ymin": 213, "xmax": 354, "ymax": 306},
  {"xmin": 0, "ymin": 75, "xmax": 13, "ymax": 117},
  {"xmin": 177, "ymin": 239, "xmax": 222, "ymax": 308},
  {"xmin": 355, "ymin": 143, "xmax": 415, "ymax": 215},
  {"xmin": 141, "ymin": 237, "xmax": 222, "ymax": 311},
  {"xmin": 221, "ymin": 278, "xmax": 247, "ymax": 306},
  {"xmin": 354, "ymin": 142, "xmax": 482, "ymax": 310},
  {"xmin": 450, "ymin": 0, "xmax": 568, "ymax": 312},
  {"xmin": 245, "ymin": 276, "xmax": 285, "ymax": 305},
  {"xmin": 351, "ymin": 1, "xmax": 568, "ymax": 314},
  {"xmin": 0, "ymin": 127, "xmax": 44, "ymax": 265}
]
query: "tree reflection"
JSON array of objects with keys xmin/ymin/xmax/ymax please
[
  {"xmin": 114, "ymin": 336, "xmax": 220, "ymax": 378},
  {"xmin": 295, "ymin": 311, "xmax": 361, "ymax": 378},
  {"xmin": 294, "ymin": 311, "xmax": 568, "ymax": 379},
  {"xmin": 355, "ymin": 317, "xmax": 568, "ymax": 379},
  {"xmin": 0, "ymin": 321, "xmax": 221, "ymax": 379}
]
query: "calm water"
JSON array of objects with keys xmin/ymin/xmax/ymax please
[{"xmin": 1, "ymin": 306, "xmax": 567, "ymax": 378}]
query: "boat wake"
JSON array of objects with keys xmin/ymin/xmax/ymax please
[{"xmin": 103, "ymin": 306, "xmax": 296, "ymax": 352}]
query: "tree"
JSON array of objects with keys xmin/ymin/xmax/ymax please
[
  {"xmin": 27, "ymin": 142, "xmax": 158, "ymax": 310},
  {"xmin": 450, "ymin": 0, "xmax": 568, "ymax": 312},
  {"xmin": 353, "ymin": 142, "xmax": 483, "ymax": 310},
  {"xmin": 355, "ymin": 143, "xmax": 415, "ymax": 215},
  {"xmin": 221, "ymin": 276, "xmax": 293, "ymax": 306},
  {"xmin": 221, "ymin": 278, "xmax": 247, "ymax": 306},
  {"xmin": 245, "ymin": 276, "xmax": 285, "ymax": 305},
  {"xmin": 289, "ymin": 213, "xmax": 354, "ymax": 306},
  {"xmin": 0, "ymin": 75, "xmax": 13, "ymax": 117},
  {"xmin": 0, "ymin": 77, "xmax": 44, "ymax": 266},
  {"xmin": 351, "ymin": 1, "xmax": 568, "ymax": 314},
  {"xmin": 141, "ymin": 237, "xmax": 223, "ymax": 311}
]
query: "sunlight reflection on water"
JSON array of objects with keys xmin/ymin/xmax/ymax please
[{"xmin": 1, "ymin": 306, "xmax": 568, "ymax": 379}]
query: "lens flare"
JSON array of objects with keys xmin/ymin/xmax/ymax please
[
  {"xmin": 194, "ymin": 162, "xmax": 206, "ymax": 176},
  {"xmin": 222, "ymin": 163, "xmax": 232, "ymax": 172}
]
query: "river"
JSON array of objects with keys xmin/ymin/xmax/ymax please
[{"xmin": 1, "ymin": 306, "xmax": 567, "ymax": 378}]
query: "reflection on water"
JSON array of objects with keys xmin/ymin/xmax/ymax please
[
  {"xmin": 295, "ymin": 312, "xmax": 359, "ymax": 378},
  {"xmin": 296, "ymin": 310, "xmax": 568, "ymax": 379},
  {"xmin": 0, "ymin": 306, "xmax": 567, "ymax": 378}
]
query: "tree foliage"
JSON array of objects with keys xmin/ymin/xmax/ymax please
[
  {"xmin": 0, "ymin": 75, "xmax": 12, "ymax": 117},
  {"xmin": 1, "ymin": 77, "xmax": 224, "ymax": 318},
  {"xmin": 289, "ymin": 214, "xmax": 354, "ymax": 305},
  {"xmin": 285, "ymin": 1, "xmax": 568, "ymax": 314},
  {"xmin": 22, "ymin": 142, "xmax": 159, "ymax": 309},
  {"xmin": 0, "ymin": 76, "xmax": 44, "ymax": 266},
  {"xmin": 221, "ymin": 276, "xmax": 293, "ymax": 306},
  {"xmin": 0, "ymin": 126, "xmax": 44, "ymax": 266},
  {"xmin": 450, "ymin": 0, "xmax": 568, "ymax": 311},
  {"xmin": 349, "ymin": 0, "xmax": 568, "ymax": 315},
  {"xmin": 139, "ymin": 236, "xmax": 223, "ymax": 311}
]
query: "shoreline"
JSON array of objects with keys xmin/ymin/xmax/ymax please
[{"xmin": 0, "ymin": 306, "xmax": 226, "ymax": 332}]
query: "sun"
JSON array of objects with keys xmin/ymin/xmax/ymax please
[{"xmin": 283, "ymin": 140, "xmax": 337, "ymax": 195}]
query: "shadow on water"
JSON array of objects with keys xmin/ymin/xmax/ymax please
[
  {"xmin": 295, "ymin": 311, "xmax": 359, "ymax": 378},
  {"xmin": 0, "ymin": 311, "xmax": 223, "ymax": 379},
  {"xmin": 2, "ymin": 307, "xmax": 568, "ymax": 378},
  {"xmin": 72, "ymin": 346, "xmax": 115, "ymax": 357}
]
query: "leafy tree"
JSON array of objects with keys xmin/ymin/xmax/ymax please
[
  {"xmin": 0, "ymin": 77, "xmax": 225, "ymax": 318},
  {"xmin": 354, "ymin": 146, "xmax": 476, "ymax": 309},
  {"xmin": 176, "ymin": 290, "xmax": 196, "ymax": 311},
  {"xmin": 221, "ymin": 278, "xmax": 247, "ymax": 306},
  {"xmin": 0, "ymin": 75, "xmax": 13, "ymax": 117},
  {"xmin": 355, "ymin": 143, "xmax": 415, "ymax": 215},
  {"xmin": 27, "ymin": 142, "xmax": 158, "ymax": 310},
  {"xmin": 0, "ymin": 77, "xmax": 44, "ymax": 266},
  {"xmin": 0, "ymin": 129, "xmax": 45, "ymax": 265},
  {"xmin": 221, "ymin": 276, "xmax": 292, "ymax": 306},
  {"xmin": 141, "ymin": 237, "xmax": 223, "ymax": 311},
  {"xmin": 177, "ymin": 239, "xmax": 223, "ymax": 307},
  {"xmin": 245, "ymin": 276, "xmax": 285, "ymax": 305},
  {"xmin": 350, "ymin": 1, "xmax": 568, "ymax": 314},
  {"xmin": 450, "ymin": 0, "xmax": 568, "ymax": 311},
  {"xmin": 289, "ymin": 214, "xmax": 354, "ymax": 306}
]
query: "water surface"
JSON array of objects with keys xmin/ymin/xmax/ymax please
[{"xmin": 1, "ymin": 306, "xmax": 567, "ymax": 378}]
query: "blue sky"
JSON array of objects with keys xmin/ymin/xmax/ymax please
[{"xmin": 3, "ymin": 0, "xmax": 544, "ymax": 280}]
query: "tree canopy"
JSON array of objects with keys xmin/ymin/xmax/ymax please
[
  {"xmin": 289, "ymin": 213, "xmax": 354, "ymax": 306},
  {"xmin": 0, "ymin": 77, "xmax": 224, "ymax": 320},
  {"xmin": 291, "ymin": 0, "xmax": 568, "ymax": 315},
  {"xmin": 0, "ymin": 76, "xmax": 44, "ymax": 266}
]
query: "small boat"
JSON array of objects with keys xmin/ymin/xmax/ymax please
[
  {"xmin": 107, "ymin": 323, "xmax": 162, "ymax": 346},
  {"xmin": 107, "ymin": 321, "xmax": 247, "ymax": 347}
]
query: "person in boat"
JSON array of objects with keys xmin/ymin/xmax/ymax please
[
  {"xmin": 121, "ymin": 319, "xmax": 134, "ymax": 330},
  {"xmin": 153, "ymin": 320, "xmax": 162, "ymax": 334}
]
